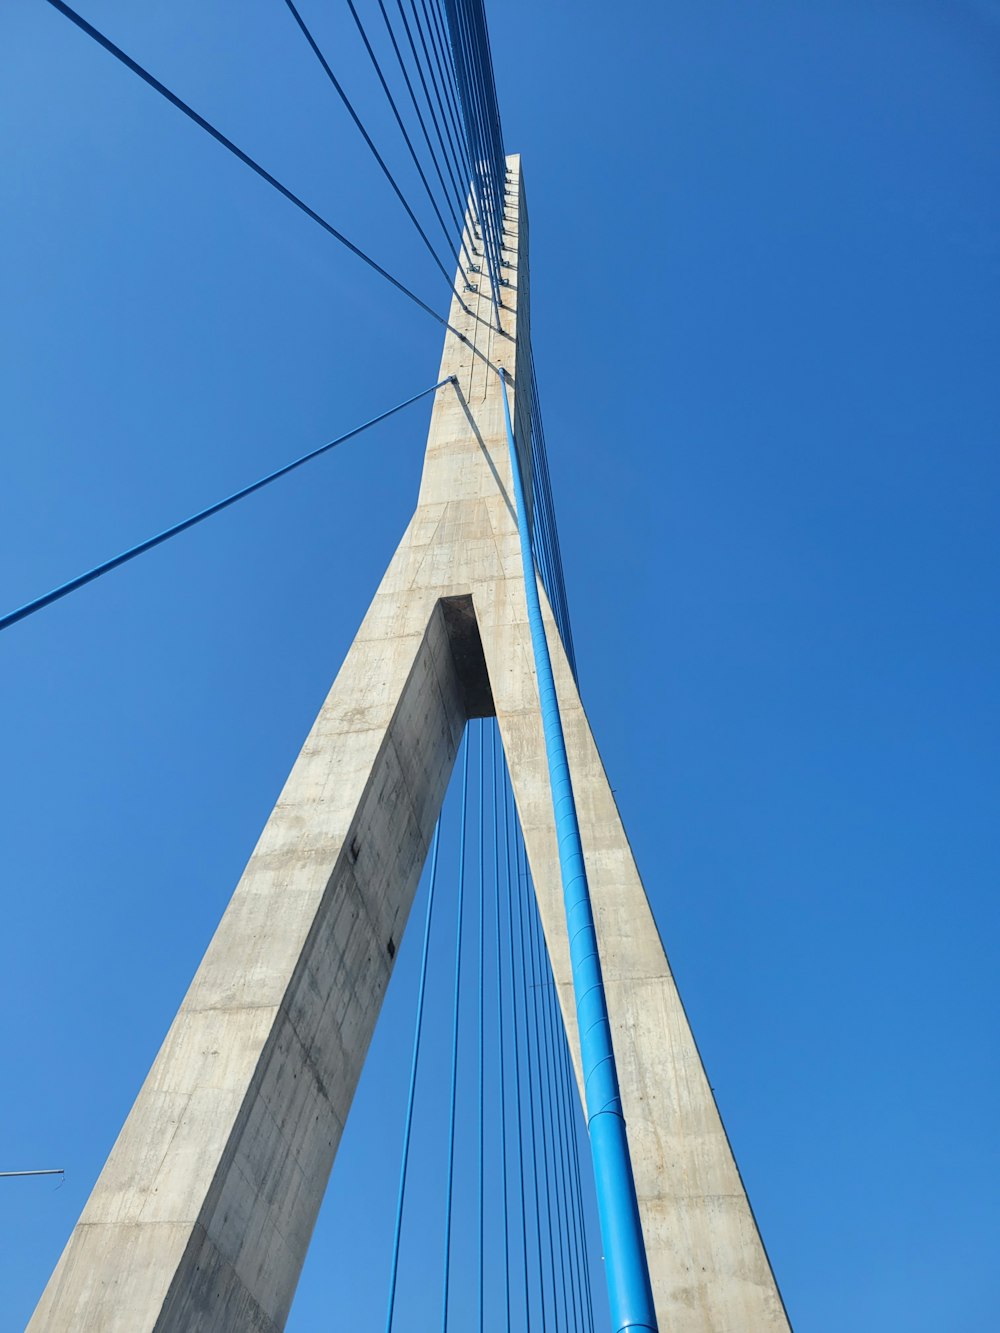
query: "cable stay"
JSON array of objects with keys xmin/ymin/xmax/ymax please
[
  {"xmin": 431, "ymin": 0, "xmax": 577, "ymax": 662},
  {"xmin": 41, "ymin": 0, "xmax": 501, "ymax": 368},
  {"xmin": 280, "ymin": 0, "xmax": 466, "ymax": 299},
  {"xmin": 42, "ymin": 0, "xmax": 578, "ymax": 652},
  {"xmin": 0, "ymin": 375, "xmax": 453, "ymax": 634},
  {"xmin": 376, "ymin": 0, "xmax": 471, "ymax": 242},
  {"xmin": 379, "ymin": 719, "xmax": 599, "ymax": 1333},
  {"xmin": 345, "ymin": 0, "xmax": 477, "ymax": 273},
  {"xmin": 415, "ymin": 0, "xmax": 476, "ymax": 193},
  {"xmin": 391, "ymin": 0, "xmax": 472, "ymax": 225}
]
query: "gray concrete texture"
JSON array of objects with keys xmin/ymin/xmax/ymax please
[{"xmin": 30, "ymin": 157, "xmax": 790, "ymax": 1332}]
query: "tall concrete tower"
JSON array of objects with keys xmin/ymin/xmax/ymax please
[{"xmin": 30, "ymin": 157, "xmax": 789, "ymax": 1333}]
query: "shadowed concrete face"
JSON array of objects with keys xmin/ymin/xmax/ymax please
[{"xmin": 30, "ymin": 158, "xmax": 789, "ymax": 1333}]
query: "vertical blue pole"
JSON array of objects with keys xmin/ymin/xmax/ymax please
[{"xmin": 498, "ymin": 368, "xmax": 658, "ymax": 1333}]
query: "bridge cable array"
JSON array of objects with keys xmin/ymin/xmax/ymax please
[
  {"xmin": 20, "ymin": 3, "xmax": 605, "ymax": 1325},
  {"xmin": 377, "ymin": 719, "xmax": 598, "ymax": 1333},
  {"xmin": 280, "ymin": 0, "xmax": 464, "ymax": 299},
  {"xmin": 502, "ymin": 370, "xmax": 659, "ymax": 1332},
  {"xmin": 40, "ymin": 0, "xmax": 490, "ymax": 361},
  {"xmin": 40, "ymin": 0, "xmax": 576, "ymax": 670}
]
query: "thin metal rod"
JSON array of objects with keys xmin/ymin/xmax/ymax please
[
  {"xmin": 0, "ymin": 1170, "xmax": 64, "ymax": 1178},
  {"xmin": 518, "ymin": 827, "xmax": 558, "ymax": 1332},
  {"xmin": 375, "ymin": 0, "xmax": 467, "ymax": 227},
  {"xmin": 554, "ymin": 1002, "xmax": 591, "ymax": 1331},
  {"xmin": 0, "ymin": 377, "xmax": 454, "ymax": 634},
  {"xmin": 384, "ymin": 819, "xmax": 444, "ymax": 1333},
  {"xmin": 501, "ymin": 746, "xmax": 533, "ymax": 1333},
  {"xmin": 507, "ymin": 763, "xmax": 548, "ymax": 1332},
  {"xmin": 344, "ymin": 0, "xmax": 475, "ymax": 272},
  {"xmin": 440, "ymin": 735, "xmax": 470, "ymax": 1332},
  {"xmin": 280, "ymin": 0, "xmax": 460, "ymax": 293},
  {"xmin": 556, "ymin": 1003, "xmax": 598, "ymax": 1333},
  {"xmin": 524, "ymin": 841, "xmax": 572, "ymax": 1333},
  {"xmin": 42, "ymin": 2, "xmax": 500, "ymax": 369},
  {"xmin": 537, "ymin": 891, "xmax": 590, "ymax": 1333}
]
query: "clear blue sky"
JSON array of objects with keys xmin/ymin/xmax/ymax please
[{"xmin": 2, "ymin": 1, "xmax": 998, "ymax": 1329}]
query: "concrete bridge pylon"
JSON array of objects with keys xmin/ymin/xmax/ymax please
[{"xmin": 30, "ymin": 155, "xmax": 790, "ymax": 1333}]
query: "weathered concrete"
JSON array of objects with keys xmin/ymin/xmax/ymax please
[{"xmin": 31, "ymin": 156, "xmax": 790, "ymax": 1331}]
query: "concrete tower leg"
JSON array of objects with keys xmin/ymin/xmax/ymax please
[{"xmin": 30, "ymin": 157, "xmax": 789, "ymax": 1332}]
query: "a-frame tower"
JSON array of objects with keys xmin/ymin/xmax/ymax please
[{"xmin": 31, "ymin": 157, "xmax": 790, "ymax": 1333}]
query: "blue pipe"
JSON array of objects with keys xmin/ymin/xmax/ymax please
[{"xmin": 499, "ymin": 368, "xmax": 658, "ymax": 1333}]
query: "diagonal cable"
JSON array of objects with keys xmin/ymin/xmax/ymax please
[
  {"xmin": 42, "ymin": 0, "xmax": 496, "ymax": 363},
  {"xmin": 344, "ymin": 0, "xmax": 476, "ymax": 272},
  {"xmin": 0, "ymin": 376, "xmax": 453, "ymax": 633},
  {"xmin": 279, "ymin": 0, "xmax": 462, "ymax": 296},
  {"xmin": 375, "ymin": 0, "xmax": 469, "ymax": 230},
  {"xmin": 396, "ymin": 0, "xmax": 470, "ymax": 210}
]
